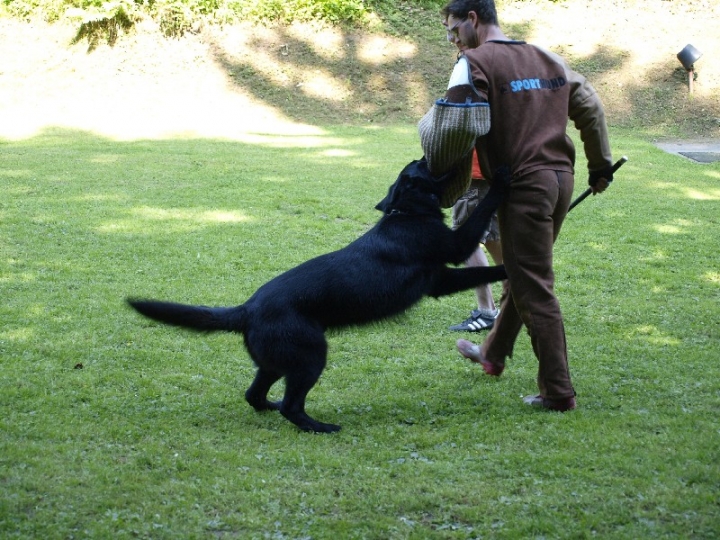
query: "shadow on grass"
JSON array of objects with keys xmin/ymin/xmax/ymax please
[
  {"xmin": 1, "ymin": 127, "xmax": 719, "ymax": 538},
  {"xmin": 0, "ymin": 126, "xmax": 419, "ymax": 312},
  {"xmin": 2, "ymin": 126, "xmax": 719, "ymax": 338}
]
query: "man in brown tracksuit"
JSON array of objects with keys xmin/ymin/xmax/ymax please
[{"xmin": 442, "ymin": 0, "xmax": 613, "ymax": 411}]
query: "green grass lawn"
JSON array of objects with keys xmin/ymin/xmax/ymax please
[{"xmin": 1, "ymin": 125, "xmax": 719, "ymax": 539}]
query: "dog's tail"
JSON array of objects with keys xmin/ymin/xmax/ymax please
[{"xmin": 127, "ymin": 299, "xmax": 247, "ymax": 333}]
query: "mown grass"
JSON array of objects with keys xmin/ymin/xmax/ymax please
[{"xmin": 1, "ymin": 126, "xmax": 719, "ymax": 539}]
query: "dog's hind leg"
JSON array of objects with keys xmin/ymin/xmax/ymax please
[
  {"xmin": 279, "ymin": 339, "xmax": 340, "ymax": 433},
  {"xmin": 281, "ymin": 364, "xmax": 340, "ymax": 433},
  {"xmin": 245, "ymin": 368, "xmax": 282, "ymax": 411}
]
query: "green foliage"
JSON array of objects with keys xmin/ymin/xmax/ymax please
[
  {"xmin": 67, "ymin": 1, "xmax": 138, "ymax": 49},
  {"xmin": 2, "ymin": 0, "xmax": 67, "ymax": 20},
  {"xmin": 3, "ymin": 0, "xmax": 446, "ymax": 26},
  {"xmin": 150, "ymin": 0, "xmax": 373, "ymax": 36},
  {"xmin": 365, "ymin": 0, "xmax": 446, "ymax": 37},
  {"xmin": 152, "ymin": 0, "xmax": 196, "ymax": 36},
  {"xmin": 240, "ymin": 0, "xmax": 369, "ymax": 24},
  {"xmin": 1, "ymin": 0, "xmax": 450, "ymax": 40}
]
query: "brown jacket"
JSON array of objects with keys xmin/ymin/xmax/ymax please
[{"xmin": 463, "ymin": 41, "xmax": 612, "ymax": 180}]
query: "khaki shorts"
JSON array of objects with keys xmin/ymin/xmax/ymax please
[{"xmin": 451, "ymin": 180, "xmax": 500, "ymax": 243}]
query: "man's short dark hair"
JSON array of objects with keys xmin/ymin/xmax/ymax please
[{"xmin": 441, "ymin": 0, "xmax": 499, "ymax": 25}]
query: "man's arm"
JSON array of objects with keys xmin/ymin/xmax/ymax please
[{"xmin": 544, "ymin": 48, "xmax": 613, "ymax": 191}]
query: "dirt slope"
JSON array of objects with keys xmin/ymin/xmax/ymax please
[{"xmin": 1, "ymin": 0, "xmax": 718, "ymax": 141}]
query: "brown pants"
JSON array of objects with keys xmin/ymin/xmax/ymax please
[{"xmin": 483, "ymin": 169, "xmax": 575, "ymax": 399}]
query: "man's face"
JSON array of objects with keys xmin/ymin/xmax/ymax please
[{"xmin": 444, "ymin": 13, "xmax": 479, "ymax": 50}]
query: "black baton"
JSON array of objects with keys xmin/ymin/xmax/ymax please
[{"xmin": 568, "ymin": 156, "xmax": 628, "ymax": 212}]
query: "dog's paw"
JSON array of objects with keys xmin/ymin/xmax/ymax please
[
  {"xmin": 282, "ymin": 410, "xmax": 341, "ymax": 433},
  {"xmin": 485, "ymin": 165, "xmax": 512, "ymax": 204},
  {"xmin": 492, "ymin": 165, "xmax": 512, "ymax": 190},
  {"xmin": 246, "ymin": 396, "xmax": 281, "ymax": 412},
  {"xmin": 306, "ymin": 421, "xmax": 342, "ymax": 434}
]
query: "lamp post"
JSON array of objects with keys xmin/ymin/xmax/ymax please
[{"xmin": 677, "ymin": 44, "xmax": 702, "ymax": 94}]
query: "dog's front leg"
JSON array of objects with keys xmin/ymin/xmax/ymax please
[
  {"xmin": 448, "ymin": 167, "xmax": 511, "ymax": 264},
  {"xmin": 429, "ymin": 265, "xmax": 507, "ymax": 298},
  {"xmin": 448, "ymin": 202, "xmax": 501, "ymax": 265}
]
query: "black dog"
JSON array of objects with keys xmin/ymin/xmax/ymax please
[{"xmin": 128, "ymin": 159, "xmax": 509, "ymax": 433}]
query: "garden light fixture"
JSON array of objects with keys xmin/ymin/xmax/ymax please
[{"xmin": 677, "ymin": 44, "xmax": 702, "ymax": 93}]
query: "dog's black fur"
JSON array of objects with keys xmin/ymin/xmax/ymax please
[{"xmin": 128, "ymin": 159, "xmax": 509, "ymax": 433}]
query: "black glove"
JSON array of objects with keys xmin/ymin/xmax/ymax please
[
  {"xmin": 588, "ymin": 165, "xmax": 614, "ymax": 187},
  {"xmin": 486, "ymin": 165, "xmax": 512, "ymax": 201},
  {"xmin": 493, "ymin": 165, "xmax": 512, "ymax": 187}
]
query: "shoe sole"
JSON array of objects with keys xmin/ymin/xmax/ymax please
[
  {"xmin": 522, "ymin": 395, "xmax": 576, "ymax": 412},
  {"xmin": 448, "ymin": 322, "xmax": 494, "ymax": 332},
  {"xmin": 456, "ymin": 339, "xmax": 504, "ymax": 376}
]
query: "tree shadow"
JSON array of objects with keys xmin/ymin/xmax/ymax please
[
  {"xmin": 203, "ymin": 22, "xmax": 460, "ymax": 125},
  {"xmin": 200, "ymin": 17, "xmax": 718, "ymax": 138}
]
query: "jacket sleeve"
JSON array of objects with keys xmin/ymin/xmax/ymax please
[
  {"xmin": 545, "ymin": 49, "xmax": 613, "ymax": 171},
  {"xmin": 565, "ymin": 65, "xmax": 613, "ymax": 171}
]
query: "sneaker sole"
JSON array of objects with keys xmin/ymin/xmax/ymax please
[
  {"xmin": 456, "ymin": 339, "xmax": 504, "ymax": 376},
  {"xmin": 448, "ymin": 321, "xmax": 494, "ymax": 332},
  {"xmin": 522, "ymin": 395, "xmax": 576, "ymax": 412}
]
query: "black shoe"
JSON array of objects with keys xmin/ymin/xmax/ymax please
[{"xmin": 449, "ymin": 309, "xmax": 498, "ymax": 332}]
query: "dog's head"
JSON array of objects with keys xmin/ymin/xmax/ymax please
[{"xmin": 375, "ymin": 159, "xmax": 455, "ymax": 216}]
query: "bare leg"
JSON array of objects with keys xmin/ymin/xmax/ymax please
[
  {"xmin": 484, "ymin": 238, "xmax": 503, "ymax": 266},
  {"xmin": 464, "ymin": 237, "xmax": 503, "ymax": 311},
  {"xmin": 464, "ymin": 246, "xmax": 496, "ymax": 312}
]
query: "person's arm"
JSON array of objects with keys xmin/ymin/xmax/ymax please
[
  {"xmin": 544, "ymin": 49, "xmax": 613, "ymax": 192},
  {"xmin": 565, "ymin": 67, "xmax": 614, "ymax": 193}
]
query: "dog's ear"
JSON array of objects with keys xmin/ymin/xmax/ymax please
[
  {"xmin": 375, "ymin": 199, "xmax": 390, "ymax": 213},
  {"xmin": 376, "ymin": 158, "xmax": 444, "ymax": 214},
  {"xmin": 401, "ymin": 158, "xmax": 432, "ymax": 181},
  {"xmin": 376, "ymin": 175, "xmax": 415, "ymax": 213},
  {"xmin": 375, "ymin": 180, "xmax": 399, "ymax": 213}
]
